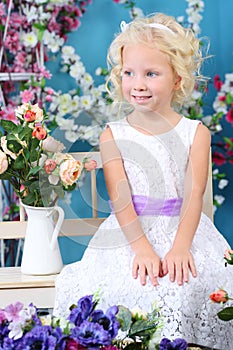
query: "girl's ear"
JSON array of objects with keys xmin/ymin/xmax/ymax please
[{"xmin": 174, "ymin": 75, "xmax": 182, "ymax": 90}]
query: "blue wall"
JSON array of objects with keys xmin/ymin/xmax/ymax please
[{"xmin": 49, "ymin": 0, "xmax": 233, "ymax": 261}]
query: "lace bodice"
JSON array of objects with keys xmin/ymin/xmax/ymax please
[{"xmin": 108, "ymin": 117, "xmax": 199, "ymax": 199}]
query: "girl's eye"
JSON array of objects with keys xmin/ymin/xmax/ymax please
[
  {"xmin": 122, "ymin": 70, "xmax": 134, "ymax": 77},
  {"xmin": 147, "ymin": 71, "xmax": 158, "ymax": 77}
]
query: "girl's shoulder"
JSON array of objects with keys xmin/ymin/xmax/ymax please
[{"xmin": 99, "ymin": 117, "xmax": 127, "ymax": 144}]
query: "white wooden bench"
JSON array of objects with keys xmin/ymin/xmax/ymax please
[{"xmin": 0, "ymin": 151, "xmax": 213, "ymax": 309}]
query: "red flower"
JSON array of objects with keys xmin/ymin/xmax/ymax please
[
  {"xmin": 32, "ymin": 126, "xmax": 47, "ymax": 140},
  {"xmin": 226, "ymin": 108, "xmax": 233, "ymax": 125},
  {"xmin": 210, "ymin": 289, "xmax": 228, "ymax": 303},
  {"xmin": 212, "ymin": 151, "xmax": 226, "ymax": 166},
  {"xmin": 214, "ymin": 75, "xmax": 223, "ymax": 91},
  {"xmin": 66, "ymin": 339, "xmax": 86, "ymax": 350}
]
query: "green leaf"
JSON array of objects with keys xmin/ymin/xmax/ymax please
[
  {"xmin": 7, "ymin": 140, "xmax": 22, "ymax": 154},
  {"xmin": 27, "ymin": 165, "xmax": 41, "ymax": 177},
  {"xmin": 0, "ymin": 119, "xmax": 18, "ymax": 133},
  {"xmin": 217, "ymin": 307, "xmax": 233, "ymax": 321},
  {"xmin": 22, "ymin": 192, "xmax": 37, "ymax": 206},
  {"xmin": 226, "ymin": 92, "xmax": 232, "ymax": 105},
  {"xmin": 13, "ymin": 154, "xmax": 26, "ymax": 169},
  {"xmin": 129, "ymin": 319, "xmax": 157, "ymax": 338},
  {"xmin": 117, "ymin": 305, "xmax": 132, "ymax": 332}
]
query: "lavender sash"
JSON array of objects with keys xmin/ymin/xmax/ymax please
[{"xmin": 109, "ymin": 195, "xmax": 183, "ymax": 216}]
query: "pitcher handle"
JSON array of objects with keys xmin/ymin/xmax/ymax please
[{"xmin": 50, "ymin": 206, "xmax": 65, "ymax": 250}]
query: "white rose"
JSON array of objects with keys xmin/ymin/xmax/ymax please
[{"xmin": 42, "ymin": 136, "xmax": 65, "ymax": 153}]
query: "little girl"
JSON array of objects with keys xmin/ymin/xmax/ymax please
[{"xmin": 54, "ymin": 13, "xmax": 233, "ymax": 349}]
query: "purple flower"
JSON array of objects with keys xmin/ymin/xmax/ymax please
[
  {"xmin": 91, "ymin": 305, "xmax": 119, "ymax": 339},
  {"xmin": 20, "ymin": 325, "xmax": 58, "ymax": 350},
  {"xmin": 159, "ymin": 337, "xmax": 188, "ymax": 350},
  {"xmin": 71, "ymin": 320, "xmax": 112, "ymax": 347},
  {"xmin": 68, "ymin": 295, "xmax": 96, "ymax": 326}
]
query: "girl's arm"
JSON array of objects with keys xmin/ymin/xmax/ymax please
[
  {"xmin": 162, "ymin": 123, "xmax": 211, "ymax": 285},
  {"xmin": 99, "ymin": 127, "xmax": 163, "ymax": 286}
]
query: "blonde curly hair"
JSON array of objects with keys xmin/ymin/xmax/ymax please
[{"xmin": 107, "ymin": 12, "xmax": 207, "ymax": 109}]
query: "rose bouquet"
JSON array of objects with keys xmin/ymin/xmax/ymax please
[
  {"xmin": 0, "ymin": 294, "xmax": 190, "ymax": 350},
  {"xmin": 0, "ymin": 102, "xmax": 95, "ymax": 207},
  {"xmin": 209, "ymin": 249, "xmax": 233, "ymax": 322}
]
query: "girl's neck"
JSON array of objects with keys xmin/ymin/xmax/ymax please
[{"xmin": 127, "ymin": 109, "xmax": 181, "ymax": 136}]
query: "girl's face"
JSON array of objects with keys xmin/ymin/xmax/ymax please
[{"xmin": 121, "ymin": 44, "xmax": 180, "ymax": 114}]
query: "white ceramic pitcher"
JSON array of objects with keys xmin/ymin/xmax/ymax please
[{"xmin": 21, "ymin": 204, "xmax": 64, "ymax": 275}]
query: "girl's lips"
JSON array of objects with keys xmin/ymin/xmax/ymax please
[{"xmin": 132, "ymin": 95, "xmax": 152, "ymax": 102}]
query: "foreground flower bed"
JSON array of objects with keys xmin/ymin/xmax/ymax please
[{"xmin": 0, "ymin": 294, "xmax": 191, "ymax": 349}]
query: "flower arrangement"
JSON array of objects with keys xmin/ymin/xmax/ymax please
[
  {"xmin": 0, "ymin": 102, "xmax": 95, "ymax": 207},
  {"xmin": 0, "ymin": 294, "xmax": 190, "ymax": 350},
  {"xmin": 209, "ymin": 249, "xmax": 233, "ymax": 322}
]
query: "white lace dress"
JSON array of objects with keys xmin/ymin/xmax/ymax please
[{"xmin": 54, "ymin": 117, "xmax": 233, "ymax": 350}]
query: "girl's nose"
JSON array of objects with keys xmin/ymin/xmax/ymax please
[
  {"xmin": 133, "ymin": 77, "xmax": 147, "ymax": 91},
  {"xmin": 133, "ymin": 84, "xmax": 147, "ymax": 91}
]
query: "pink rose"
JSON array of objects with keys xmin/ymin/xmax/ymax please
[
  {"xmin": 44, "ymin": 159, "xmax": 57, "ymax": 174},
  {"xmin": 32, "ymin": 126, "xmax": 47, "ymax": 140},
  {"xmin": 0, "ymin": 150, "xmax": 8, "ymax": 174},
  {"xmin": 59, "ymin": 158, "xmax": 82, "ymax": 186},
  {"xmin": 210, "ymin": 289, "xmax": 228, "ymax": 303},
  {"xmin": 24, "ymin": 109, "xmax": 36, "ymax": 122},
  {"xmin": 84, "ymin": 159, "xmax": 97, "ymax": 172},
  {"xmin": 42, "ymin": 136, "xmax": 65, "ymax": 153}
]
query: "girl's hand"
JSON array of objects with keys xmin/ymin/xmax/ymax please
[
  {"xmin": 162, "ymin": 247, "xmax": 197, "ymax": 285},
  {"xmin": 132, "ymin": 250, "xmax": 163, "ymax": 286}
]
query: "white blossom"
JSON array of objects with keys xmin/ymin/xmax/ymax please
[
  {"xmin": 20, "ymin": 31, "xmax": 38, "ymax": 48},
  {"xmin": 218, "ymin": 179, "xmax": 229, "ymax": 189}
]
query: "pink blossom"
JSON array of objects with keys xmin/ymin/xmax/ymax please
[
  {"xmin": 21, "ymin": 90, "xmax": 35, "ymax": 104},
  {"xmin": 0, "ymin": 3, "xmax": 5, "ymax": 17},
  {"xmin": 39, "ymin": 67, "xmax": 52, "ymax": 79},
  {"xmin": 4, "ymin": 302, "xmax": 24, "ymax": 322},
  {"xmin": 45, "ymin": 95, "xmax": 53, "ymax": 102},
  {"xmin": 0, "ymin": 105, "xmax": 17, "ymax": 122}
]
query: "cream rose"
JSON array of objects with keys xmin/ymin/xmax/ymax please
[
  {"xmin": 0, "ymin": 150, "xmax": 8, "ymax": 174},
  {"xmin": 59, "ymin": 158, "xmax": 82, "ymax": 186},
  {"xmin": 31, "ymin": 103, "xmax": 44, "ymax": 122},
  {"xmin": 1, "ymin": 136, "xmax": 26, "ymax": 160},
  {"xmin": 42, "ymin": 136, "xmax": 65, "ymax": 153}
]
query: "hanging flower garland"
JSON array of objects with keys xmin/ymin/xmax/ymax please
[{"xmin": 0, "ymin": 0, "xmax": 92, "ymax": 112}]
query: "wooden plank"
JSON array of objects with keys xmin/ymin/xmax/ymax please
[
  {"xmin": 0, "ymin": 287, "xmax": 55, "ymax": 309},
  {"xmin": 0, "ymin": 218, "xmax": 105, "ymax": 239}
]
